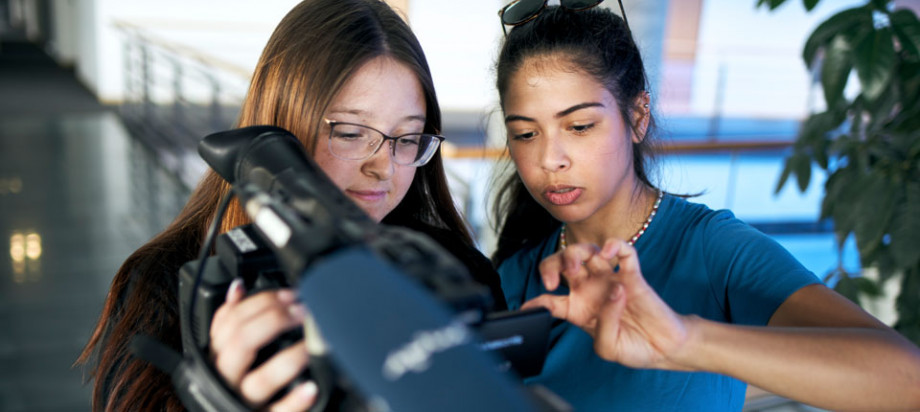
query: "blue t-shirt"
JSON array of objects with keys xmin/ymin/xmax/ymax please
[{"xmin": 498, "ymin": 194, "xmax": 820, "ymax": 411}]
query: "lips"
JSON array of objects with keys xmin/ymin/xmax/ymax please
[
  {"xmin": 346, "ymin": 189, "xmax": 387, "ymax": 202},
  {"xmin": 543, "ymin": 185, "xmax": 582, "ymax": 206}
]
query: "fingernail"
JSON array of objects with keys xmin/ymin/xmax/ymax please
[
  {"xmin": 289, "ymin": 303, "xmax": 307, "ymax": 319},
  {"xmin": 601, "ymin": 242, "xmax": 617, "ymax": 259},
  {"xmin": 300, "ymin": 380, "xmax": 318, "ymax": 400},
  {"xmin": 277, "ymin": 289, "xmax": 296, "ymax": 302},
  {"xmin": 226, "ymin": 277, "xmax": 244, "ymax": 300}
]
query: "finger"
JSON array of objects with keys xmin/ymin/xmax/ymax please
[
  {"xmin": 266, "ymin": 381, "xmax": 318, "ymax": 412},
  {"xmin": 598, "ymin": 238, "xmax": 624, "ymax": 262},
  {"xmin": 538, "ymin": 243, "xmax": 599, "ymax": 290},
  {"xmin": 232, "ymin": 289, "xmax": 298, "ymax": 322},
  {"xmin": 583, "ymin": 251, "xmax": 617, "ymax": 281},
  {"xmin": 594, "ymin": 284, "xmax": 627, "ymax": 361},
  {"xmin": 226, "ymin": 277, "xmax": 246, "ymax": 303},
  {"xmin": 561, "ymin": 242, "xmax": 601, "ymax": 277},
  {"xmin": 606, "ymin": 240, "xmax": 644, "ymax": 288},
  {"xmin": 521, "ymin": 294, "xmax": 569, "ymax": 321},
  {"xmin": 240, "ymin": 339, "xmax": 310, "ymax": 405},
  {"xmin": 213, "ymin": 303, "xmax": 307, "ymax": 386},
  {"xmin": 538, "ymin": 253, "xmax": 564, "ymax": 291},
  {"xmin": 211, "ymin": 290, "xmax": 298, "ymax": 352},
  {"xmin": 210, "ymin": 278, "xmax": 246, "ymax": 343}
]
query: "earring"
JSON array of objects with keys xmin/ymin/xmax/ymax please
[{"xmin": 643, "ymin": 103, "xmax": 649, "ymax": 109}]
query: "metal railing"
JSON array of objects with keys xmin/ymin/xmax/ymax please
[{"xmin": 115, "ymin": 20, "xmax": 251, "ymax": 187}]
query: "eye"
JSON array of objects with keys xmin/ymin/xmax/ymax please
[
  {"xmin": 396, "ymin": 135, "xmax": 420, "ymax": 147},
  {"xmin": 509, "ymin": 130, "xmax": 537, "ymax": 141},
  {"xmin": 331, "ymin": 124, "xmax": 369, "ymax": 141},
  {"xmin": 570, "ymin": 123, "xmax": 595, "ymax": 135}
]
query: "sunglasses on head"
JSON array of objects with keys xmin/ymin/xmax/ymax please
[{"xmin": 498, "ymin": 0, "xmax": 628, "ymax": 36}]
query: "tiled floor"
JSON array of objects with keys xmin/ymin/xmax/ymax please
[{"xmin": 0, "ymin": 40, "xmax": 189, "ymax": 411}]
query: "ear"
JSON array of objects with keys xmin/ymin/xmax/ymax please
[{"xmin": 630, "ymin": 91, "xmax": 651, "ymax": 144}]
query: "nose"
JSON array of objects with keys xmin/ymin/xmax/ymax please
[
  {"xmin": 540, "ymin": 134, "xmax": 570, "ymax": 172},
  {"xmin": 362, "ymin": 140, "xmax": 396, "ymax": 180}
]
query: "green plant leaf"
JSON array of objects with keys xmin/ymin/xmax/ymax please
[
  {"xmin": 804, "ymin": 7, "xmax": 871, "ymax": 66},
  {"xmin": 893, "ymin": 268, "xmax": 920, "ymax": 346},
  {"xmin": 775, "ymin": 155, "xmax": 795, "ymax": 194},
  {"xmin": 856, "ymin": 276, "xmax": 883, "ymax": 297},
  {"xmin": 813, "ymin": 138, "xmax": 830, "ymax": 169},
  {"xmin": 852, "ymin": 172, "xmax": 897, "ymax": 258},
  {"xmin": 823, "ymin": 165, "xmax": 860, "ymax": 240},
  {"xmin": 891, "ymin": 61, "xmax": 920, "ymax": 132},
  {"xmin": 756, "ymin": 0, "xmax": 789, "ymax": 10},
  {"xmin": 794, "ymin": 152, "xmax": 813, "ymax": 192},
  {"xmin": 890, "ymin": 182, "xmax": 920, "ymax": 269},
  {"xmin": 910, "ymin": 131, "xmax": 920, "ymax": 159},
  {"xmin": 802, "ymin": 0, "xmax": 819, "ymax": 12},
  {"xmin": 891, "ymin": 9, "xmax": 920, "ymax": 59},
  {"xmin": 854, "ymin": 27, "xmax": 896, "ymax": 102},
  {"xmin": 833, "ymin": 271, "xmax": 863, "ymax": 304},
  {"xmin": 821, "ymin": 36, "xmax": 853, "ymax": 108},
  {"xmin": 870, "ymin": 0, "xmax": 891, "ymax": 10}
]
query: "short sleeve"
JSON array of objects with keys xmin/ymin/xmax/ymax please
[{"xmin": 702, "ymin": 213, "xmax": 821, "ymax": 326}]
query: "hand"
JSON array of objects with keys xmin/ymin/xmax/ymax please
[
  {"xmin": 521, "ymin": 239, "xmax": 693, "ymax": 370},
  {"xmin": 210, "ymin": 279, "xmax": 317, "ymax": 411}
]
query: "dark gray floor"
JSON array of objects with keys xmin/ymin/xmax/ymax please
[{"xmin": 0, "ymin": 40, "xmax": 189, "ymax": 411}]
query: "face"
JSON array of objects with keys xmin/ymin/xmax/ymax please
[
  {"xmin": 503, "ymin": 56, "xmax": 642, "ymax": 225},
  {"xmin": 314, "ymin": 56, "xmax": 425, "ymax": 223}
]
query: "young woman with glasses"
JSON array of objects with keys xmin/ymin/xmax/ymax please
[
  {"xmin": 491, "ymin": 2, "xmax": 920, "ymax": 410},
  {"xmin": 76, "ymin": 1, "xmax": 505, "ymax": 411}
]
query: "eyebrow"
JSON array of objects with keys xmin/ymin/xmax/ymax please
[
  {"xmin": 326, "ymin": 109, "xmax": 426, "ymax": 124},
  {"xmin": 504, "ymin": 102, "xmax": 605, "ymax": 123}
]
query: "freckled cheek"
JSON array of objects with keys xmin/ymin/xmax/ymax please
[{"xmin": 313, "ymin": 156, "xmax": 352, "ymax": 192}]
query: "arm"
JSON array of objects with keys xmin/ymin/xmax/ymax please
[
  {"xmin": 676, "ymin": 283, "xmax": 920, "ymax": 411},
  {"xmin": 523, "ymin": 240, "xmax": 920, "ymax": 411}
]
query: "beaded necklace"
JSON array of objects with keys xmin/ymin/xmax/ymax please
[{"xmin": 559, "ymin": 191, "xmax": 664, "ymax": 249}]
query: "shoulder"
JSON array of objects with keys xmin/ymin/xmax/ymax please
[
  {"xmin": 496, "ymin": 230, "xmax": 558, "ymax": 310},
  {"xmin": 658, "ymin": 195, "xmax": 819, "ymax": 324},
  {"xmin": 661, "ymin": 195, "xmax": 738, "ymax": 234},
  {"xmin": 657, "ymin": 195, "xmax": 772, "ymax": 251},
  {"xmin": 496, "ymin": 231, "xmax": 556, "ymax": 277}
]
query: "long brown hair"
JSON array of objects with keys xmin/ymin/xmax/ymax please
[
  {"xmin": 491, "ymin": 6, "xmax": 660, "ymax": 267},
  {"xmin": 76, "ymin": 1, "xmax": 471, "ymax": 410}
]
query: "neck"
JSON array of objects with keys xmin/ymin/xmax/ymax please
[{"xmin": 564, "ymin": 185, "xmax": 660, "ymax": 247}]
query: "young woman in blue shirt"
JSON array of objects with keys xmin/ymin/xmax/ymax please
[{"xmin": 491, "ymin": 2, "xmax": 920, "ymax": 410}]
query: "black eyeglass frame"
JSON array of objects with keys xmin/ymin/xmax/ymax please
[
  {"xmin": 498, "ymin": 0, "xmax": 629, "ymax": 36},
  {"xmin": 323, "ymin": 118, "xmax": 445, "ymax": 167}
]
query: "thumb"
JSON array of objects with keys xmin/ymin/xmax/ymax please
[
  {"xmin": 594, "ymin": 284, "xmax": 626, "ymax": 360},
  {"xmin": 521, "ymin": 294, "xmax": 569, "ymax": 320}
]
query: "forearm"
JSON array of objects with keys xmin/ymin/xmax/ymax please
[{"xmin": 674, "ymin": 315, "xmax": 920, "ymax": 411}]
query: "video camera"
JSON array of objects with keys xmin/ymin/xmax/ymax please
[{"xmin": 131, "ymin": 126, "xmax": 568, "ymax": 411}]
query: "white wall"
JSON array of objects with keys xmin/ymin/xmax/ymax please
[
  {"xmin": 691, "ymin": 0, "xmax": 865, "ymax": 118},
  {"xmin": 47, "ymin": 0, "xmax": 77, "ymax": 66},
  {"xmin": 67, "ymin": 0, "xmax": 300, "ymax": 103}
]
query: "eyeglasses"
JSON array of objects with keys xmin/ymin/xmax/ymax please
[
  {"xmin": 498, "ymin": 0, "xmax": 628, "ymax": 36},
  {"xmin": 324, "ymin": 119, "xmax": 445, "ymax": 167}
]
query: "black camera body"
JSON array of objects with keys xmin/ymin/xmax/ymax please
[
  {"xmin": 178, "ymin": 222, "xmax": 554, "ymax": 405},
  {"xmin": 133, "ymin": 125, "xmax": 564, "ymax": 412}
]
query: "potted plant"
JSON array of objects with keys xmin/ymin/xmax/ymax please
[{"xmin": 760, "ymin": 0, "xmax": 920, "ymax": 345}]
